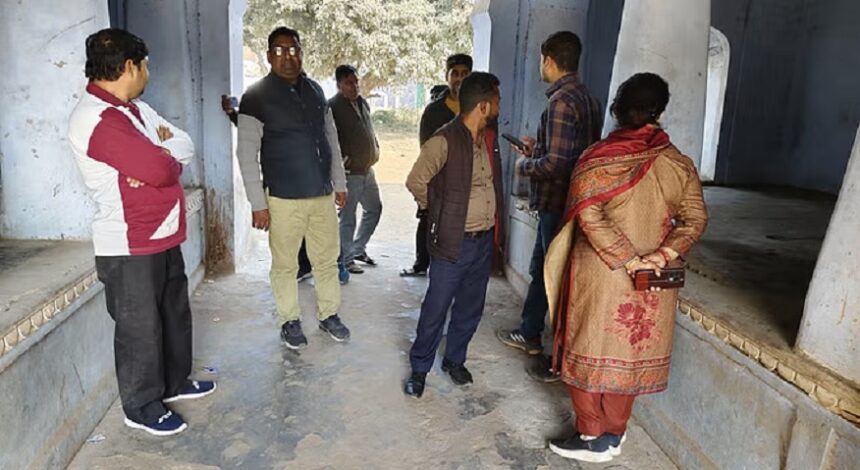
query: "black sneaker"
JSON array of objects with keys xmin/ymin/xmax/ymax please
[
  {"xmin": 346, "ymin": 261, "xmax": 364, "ymax": 274},
  {"xmin": 399, "ymin": 267, "xmax": 427, "ymax": 277},
  {"xmin": 353, "ymin": 253, "xmax": 377, "ymax": 266},
  {"xmin": 404, "ymin": 372, "xmax": 426, "ymax": 398},
  {"xmin": 441, "ymin": 359, "xmax": 473, "ymax": 385},
  {"xmin": 319, "ymin": 314, "xmax": 350, "ymax": 342},
  {"xmin": 497, "ymin": 329, "xmax": 543, "ymax": 355},
  {"xmin": 548, "ymin": 433, "xmax": 614, "ymax": 463},
  {"xmin": 526, "ymin": 354, "xmax": 561, "ymax": 383},
  {"xmin": 281, "ymin": 320, "xmax": 308, "ymax": 350},
  {"xmin": 296, "ymin": 268, "xmax": 313, "ymax": 283}
]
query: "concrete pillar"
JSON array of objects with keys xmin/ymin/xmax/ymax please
[
  {"xmin": 478, "ymin": 0, "xmax": 590, "ymax": 198},
  {"xmin": 797, "ymin": 126, "xmax": 860, "ymax": 384},
  {"xmin": 603, "ymin": 0, "xmax": 710, "ymax": 169},
  {"xmin": 0, "ymin": 0, "xmax": 110, "ymax": 239},
  {"xmin": 124, "ymin": 0, "xmax": 246, "ymax": 272}
]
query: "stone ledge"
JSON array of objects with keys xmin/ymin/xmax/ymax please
[
  {"xmin": 677, "ymin": 296, "xmax": 860, "ymax": 425},
  {"xmin": 0, "ymin": 188, "xmax": 205, "ymax": 363},
  {"xmin": 0, "ymin": 270, "xmax": 97, "ymax": 359}
]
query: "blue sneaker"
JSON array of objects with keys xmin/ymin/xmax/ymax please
[
  {"xmin": 338, "ymin": 260, "xmax": 350, "ymax": 284},
  {"xmin": 604, "ymin": 432, "xmax": 626, "ymax": 456},
  {"xmin": 124, "ymin": 410, "xmax": 187, "ymax": 436},
  {"xmin": 163, "ymin": 380, "xmax": 216, "ymax": 403},
  {"xmin": 548, "ymin": 433, "xmax": 614, "ymax": 463}
]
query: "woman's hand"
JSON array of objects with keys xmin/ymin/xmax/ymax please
[
  {"xmin": 625, "ymin": 257, "xmax": 665, "ymax": 292},
  {"xmin": 641, "ymin": 252, "xmax": 667, "ymax": 269},
  {"xmin": 624, "ymin": 257, "xmax": 662, "ymax": 277}
]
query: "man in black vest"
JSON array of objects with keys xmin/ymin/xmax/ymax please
[
  {"xmin": 400, "ymin": 54, "xmax": 473, "ymax": 277},
  {"xmin": 222, "ymin": 94, "xmax": 316, "ymax": 283},
  {"xmin": 236, "ymin": 27, "xmax": 351, "ymax": 350},
  {"xmin": 403, "ymin": 72, "xmax": 503, "ymax": 398},
  {"xmin": 329, "ymin": 65, "xmax": 382, "ymax": 274}
]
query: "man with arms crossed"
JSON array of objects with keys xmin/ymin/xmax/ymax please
[{"xmin": 68, "ymin": 28, "xmax": 215, "ymax": 436}]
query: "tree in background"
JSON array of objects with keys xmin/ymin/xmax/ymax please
[{"xmin": 244, "ymin": 0, "xmax": 473, "ymax": 95}]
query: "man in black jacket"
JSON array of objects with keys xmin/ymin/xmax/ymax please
[
  {"xmin": 400, "ymin": 54, "xmax": 472, "ymax": 277},
  {"xmin": 329, "ymin": 65, "xmax": 382, "ymax": 274}
]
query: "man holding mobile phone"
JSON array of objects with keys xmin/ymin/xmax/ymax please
[{"xmin": 497, "ymin": 32, "xmax": 603, "ymax": 381}]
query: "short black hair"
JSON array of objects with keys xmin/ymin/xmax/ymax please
[
  {"xmin": 540, "ymin": 31, "xmax": 582, "ymax": 73},
  {"xmin": 446, "ymin": 54, "xmax": 473, "ymax": 72},
  {"xmin": 335, "ymin": 65, "xmax": 357, "ymax": 83},
  {"xmin": 459, "ymin": 72, "xmax": 500, "ymax": 114},
  {"xmin": 84, "ymin": 28, "xmax": 148, "ymax": 81},
  {"xmin": 268, "ymin": 27, "xmax": 301, "ymax": 49},
  {"xmin": 610, "ymin": 73, "xmax": 671, "ymax": 129}
]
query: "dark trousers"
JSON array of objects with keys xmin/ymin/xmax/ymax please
[
  {"xmin": 519, "ymin": 211, "xmax": 563, "ymax": 339},
  {"xmin": 95, "ymin": 246, "xmax": 192, "ymax": 423},
  {"xmin": 413, "ymin": 208, "xmax": 430, "ymax": 272},
  {"xmin": 409, "ymin": 232, "xmax": 492, "ymax": 373}
]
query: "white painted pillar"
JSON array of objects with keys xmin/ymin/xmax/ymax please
[
  {"xmin": 0, "ymin": 0, "xmax": 110, "ymax": 239},
  {"xmin": 603, "ymin": 0, "xmax": 710, "ymax": 170},
  {"xmin": 796, "ymin": 126, "xmax": 860, "ymax": 384}
]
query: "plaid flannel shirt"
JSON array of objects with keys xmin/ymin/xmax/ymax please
[{"xmin": 517, "ymin": 73, "xmax": 603, "ymax": 213}]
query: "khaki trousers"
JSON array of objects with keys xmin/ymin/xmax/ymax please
[{"xmin": 267, "ymin": 193, "xmax": 340, "ymax": 322}]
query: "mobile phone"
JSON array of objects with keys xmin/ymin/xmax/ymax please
[
  {"xmin": 501, "ymin": 133, "xmax": 527, "ymax": 152},
  {"xmin": 229, "ymin": 97, "xmax": 239, "ymax": 109}
]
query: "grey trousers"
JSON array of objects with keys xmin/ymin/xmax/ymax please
[{"xmin": 339, "ymin": 168, "xmax": 383, "ymax": 263}]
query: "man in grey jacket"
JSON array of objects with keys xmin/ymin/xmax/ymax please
[{"xmin": 236, "ymin": 27, "xmax": 350, "ymax": 349}]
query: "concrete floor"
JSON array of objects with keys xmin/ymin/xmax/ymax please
[{"xmin": 68, "ymin": 184, "xmax": 676, "ymax": 470}]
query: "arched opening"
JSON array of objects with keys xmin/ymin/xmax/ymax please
[
  {"xmin": 701, "ymin": 27, "xmax": 730, "ymax": 181},
  {"xmin": 470, "ymin": 0, "xmax": 492, "ymax": 72}
]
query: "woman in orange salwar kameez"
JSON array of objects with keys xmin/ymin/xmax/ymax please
[{"xmin": 544, "ymin": 73, "xmax": 708, "ymax": 463}]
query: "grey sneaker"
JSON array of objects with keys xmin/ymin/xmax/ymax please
[
  {"xmin": 497, "ymin": 329, "xmax": 543, "ymax": 355},
  {"xmin": 319, "ymin": 315, "xmax": 350, "ymax": 342},
  {"xmin": 281, "ymin": 320, "xmax": 308, "ymax": 350}
]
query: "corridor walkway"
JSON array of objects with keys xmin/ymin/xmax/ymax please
[{"xmin": 68, "ymin": 183, "xmax": 676, "ymax": 470}]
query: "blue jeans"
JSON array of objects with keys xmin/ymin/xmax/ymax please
[
  {"xmin": 519, "ymin": 211, "xmax": 563, "ymax": 339},
  {"xmin": 339, "ymin": 169, "xmax": 383, "ymax": 263},
  {"xmin": 410, "ymin": 233, "xmax": 493, "ymax": 373}
]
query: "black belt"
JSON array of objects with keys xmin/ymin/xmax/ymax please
[{"xmin": 464, "ymin": 228, "xmax": 493, "ymax": 239}]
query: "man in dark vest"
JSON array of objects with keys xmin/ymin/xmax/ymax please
[
  {"xmin": 400, "ymin": 54, "xmax": 473, "ymax": 277},
  {"xmin": 403, "ymin": 72, "xmax": 503, "ymax": 398},
  {"xmin": 329, "ymin": 65, "xmax": 382, "ymax": 274},
  {"xmin": 222, "ymin": 94, "xmax": 318, "ymax": 283},
  {"xmin": 236, "ymin": 27, "xmax": 351, "ymax": 350}
]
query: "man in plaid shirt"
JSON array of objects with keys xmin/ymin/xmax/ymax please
[{"xmin": 498, "ymin": 31, "xmax": 602, "ymax": 380}]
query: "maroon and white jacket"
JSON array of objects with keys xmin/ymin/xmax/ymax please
[{"xmin": 68, "ymin": 84, "xmax": 195, "ymax": 256}]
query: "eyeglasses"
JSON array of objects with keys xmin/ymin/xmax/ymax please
[{"xmin": 271, "ymin": 46, "xmax": 301, "ymax": 57}]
